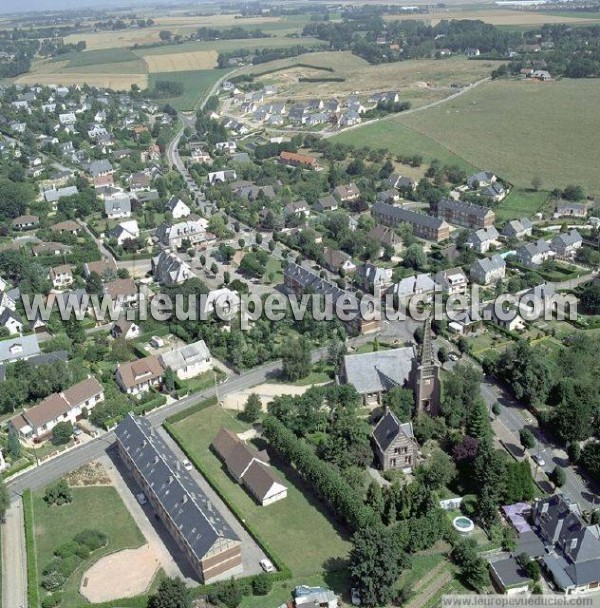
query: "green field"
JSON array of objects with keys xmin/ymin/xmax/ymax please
[
  {"xmin": 49, "ymin": 48, "xmax": 141, "ymax": 68},
  {"xmin": 149, "ymin": 68, "xmax": 230, "ymax": 111},
  {"xmin": 334, "ymin": 118, "xmax": 478, "ymax": 173},
  {"xmin": 169, "ymin": 404, "xmax": 352, "ymax": 604},
  {"xmin": 136, "ymin": 36, "xmax": 327, "ymax": 57},
  {"xmin": 495, "ymin": 189, "xmax": 551, "ymax": 221},
  {"xmin": 32, "ymin": 485, "xmax": 145, "ymax": 606},
  {"xmin": 386, "ymin": 79, "xmax": 600, "ymax": 195}
]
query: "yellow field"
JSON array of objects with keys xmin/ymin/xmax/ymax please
[
  {"xmin": 15, "ymin": 72, "xmax": 148, "ymax": 90},
  {"xmin": 384, "ymin": 8, "xmax": 600, "ymax": 26},
  {"xmin": 143, "ymin": 50, "xmax": 218, "ymax": 73},
  {"xmin": 151, "ymin": 14, "xmax": 282, "ymax": 27}
]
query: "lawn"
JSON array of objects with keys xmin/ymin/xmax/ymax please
[
  {"xmin": 391, "ymin": 79, "xmax": 600, "ymax": 195},
  {"xmin": 466, "ymin": 330, "xmax": 513, "ymax": 356},
  {"xmin": 148, "ymin": 68, "xmax": 231, "ymax": 111},
  {"xmin": 32, "ymin": 485, "xmax": 145, "ymax": 606},
  {"xmin": 168, "ymin": 404, "xmax": 352, "ymax": 587},
  {"xmin": 495, "ymin": 189, "xmax": 551, "ymax": 222}
]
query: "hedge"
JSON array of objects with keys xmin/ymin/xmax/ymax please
[
  {"xmin": 164, "ymin": 395, "xmax": 218, "ymax": 425},
  {"xmin": 23, "ymin": 489, "xmax": 40, "ymax": 608},
  {"xmin": 298, "ymin": 77, "xmax": 345, "ymax": 83},
  {"xmin": 163, "ymin": 420, "xmax": 292, "ymax": 587}
]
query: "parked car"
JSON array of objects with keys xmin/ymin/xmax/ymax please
[
  {"xmin": 136, "ymin": 492, "xmax": 148, "ymax": 505},
  {"xmin": 183, "ymin": 459, "xmax": 193, "ymax": 471},
  {"xmin": 448, "ymin": 353, "xmax": 460, "ymax": 361},
  {"xmin": 351, "ymin": 588, "xmax": 361, "ymax": 606},
  {"xmin": 73, "ymin": 426, "xmax": 83, "ymax": 436},
  {"xmin": 259, "ymin": 558, "xmax": 275, "ymax": 573},
  {"xmin": 532, "ymin": 454, "xmax": 546, "ymax": 467}
]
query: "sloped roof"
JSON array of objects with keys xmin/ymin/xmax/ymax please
[{"xmin": 372, "ymin": 408, "xmax": 415, "ymax": 453}]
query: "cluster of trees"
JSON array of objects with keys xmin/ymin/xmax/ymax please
[
  {"xmin": 196, "ymin": 26, "xmax": 270, "ymax": 41},
  {"xmin": 43, "ymin": 480, "xmax": 73, "ymax": 507},
  {"xmin": 147, "ymin": 80, "xmax": 185, "ymax": 100}
]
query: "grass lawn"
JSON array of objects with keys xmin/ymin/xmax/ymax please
[
  {"xmin": 264, "ymin": 256, "xmax": 283, "ymax": 283},
  {"xmin": 169, "ymin": 404, "xmax": 352, "ymax": 589},
  {"xmin": 466, "ymin": 330, "xmax": 513, "ymax": 356},
  {"xmin": 148, "ymin": 68, "xmax": 230, "ymax": 111},
  {"xmin": 495, "ymin": 189, "xmax": 551, "ymax": 222},
  {"xmin": 32, "ymin": 485, "xmax": 145, "ymax": 606},
  {"xmin": 391, "ymin": 79, "xmax": 600, "ymax": 195}
]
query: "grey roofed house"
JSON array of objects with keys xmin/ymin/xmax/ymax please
[
  {"xmin": 152, "ymin": 250, "xmax": 192, "ymax": 286},
  {"xmin": 355, "ymin": 263, "xmax": 393, "ymax": 292},
  {"xmin": 159, "ymin": 340, "xmax": 211, "ymax": 374},
  {"xmin": 489, "ymin": 557, "xmax": 531, "ymax": 592},
  {"xmin": 467, "ymin": 171, "xmax": 496, "ymax": 188},
  {"xmin": 43, "ymin": 185, "xmax": 78, "ymax": 203},
  {"xmin": 551, "ymin": 229, "xmax": 582, "ymax": 252},
  {"xmin": 85, "ymin": 159, "xmax": 113, "ymax": 177},
  {"xmin": 0, "ymin": 334, "xmax": 41, "ymax": 364},
  {"xmin": 388, "ymin": 173, "xmax": 416, "ymax": 190},
  {"xmin": 516, "ymin": 239, "xmax": 554, "ymax": 266},
  {"xmin": 467, "ymin": 226, "xmax": 499, "ymax": 248},
  {"xmin": 372, "ymin": 409, "xmax": 415, "ymax": 453},
  {"xmin": 0, "ymin": 350, "xmax": 68, "ymax": 382},
  {"xmin": 341, "ymin": 347, "xmax": 415, "ymax": 398},
  {"xmin": 470, "ymin": 254, "xmax": 506, "ymax": 283},
  {"xmin": 372, "ymin": 201, "xmax": 449, "ymax": 231},
  {"xmin": 104, "ymin": 194, "xmax": 131, "ymax": 217},
  {"xmin": 555, "ymin": 201, "xmax": 588, "ymax": 217},
  {"xmin": 390, "ymin": 273, "xmax": 436, "ymax": 299},
  {"xmin": 114, "ymin": 414, "xmax": 241, "ymax": 582},
  {"xmin": 482, "ymin": 182, "xmax": 506, "ymax": 199},
  {"xmin": 502, "ymin": 217, "xmax": 533, "ymax": 238}
]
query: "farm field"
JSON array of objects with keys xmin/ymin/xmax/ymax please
[
  {"xmin": 168, "ymin": 403, "xmax": 352, "ymax": 594},
  {"xmin": 341, "ymin": 79, "xmax": 600, "ymax": 196},
  {"xmin": 148, "ymin": 68, "xmax": 230, "ymax": 111},
  {"xmin": 31, "ymin": 485, "xmax": 146, "ymax": 606},
  {"xmin": 143, "ymin": 50, "xmax": 218, "ymax": 73},
  {"xmin": 15, "ymin": 71, "xmax": 148, "ymax": 89}
]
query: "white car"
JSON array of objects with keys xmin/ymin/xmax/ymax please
[
  {"xmin": 448, "ymin": 353, "xmax": 460, "ymax": 361},
  {"xmin": 136, "ymin": 492, "xmax": 148, "ymax": 505},
  {"xmin": 259, "ymin": 558, "xmax": 275, "ymax": 573},
  {"xmin": 351, "ymin": 588, "xmax": 361, "ymax": 606},
  {"xmin": 533, "ymin": 454, "xmax": 546, "ymax": 467},
  {"xmin": 183, "ymin": 459, "xmax": 193, "ymax": 471}
]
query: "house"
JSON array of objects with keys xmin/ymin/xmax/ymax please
[
  {"xmin": 355, "ymin": 263, "xmax": 393, "ymax": 294},
  {"xmin": 201, "ymin": 288, "xmax": 240, "ymax": 318},
  {"xmin": 283, "ymin": 200, "xmax": 310, "ymax": 218},
  {"xmin": 165, "ymin": 196, "xmax": 190, "ymax": 219},
  {"xmin": 111, "ymin": 317, "xmax": 141, "ymax": 340},
  {"xmin": 115, "ymin": 355, "xmax": 164, "ymax": 396},
  {"xmin": 551, "ymin": 229, "xmax": 582, "ymax": 259},
  {"xmin": 372, "ymin": 408, "xmax": 418, "ymax": 473},
  {"xmin": 516, "ymin": 239, "xmax": 555, "ymax": 268},
  {"xmin": 58, "ymin": 112, "xmax": 76, "ymax": 125},
  {"xmin": 207, "ymin": 169, "xmax": 237, "ymax": 185},
  {"xmin": 0, "ymin": 290, "xmax": 15, "ymax": 314},
  {"xmin": 215, "ymin": 141, "xmax": 237, "ymax": 154},
  {"xmin": 85, "ymin": 159, "xmax": 114, "ymax": 178},
  {"xmin": 554, "ymin": 201, "xmax": 588, "ymax": 218},
  {"xmin": 338, "ymin": 111, "xmax": 361, "ymax": 127},
  {"xmin": 50, "ymin": 220, "xmax": 80, "ymax": 235},
  {"xmin": 156, "ymin": 219, "xmax": 208, "ymax": 249},
  {"xmin": 341, "ymin": 347, "xmax": 416, "ymax": 406},
  {"xmin": 128, "ymin": 171, "xmax": 151, "ymax": 191},
  {"xmin": 467, "ymin": 171, "xmax": 497, "ymax": 189},
  {"xmin": 333, "ymin": 183, "xmax": 360, "ymax": 202},
  {"xmin": 484, "ymin": 303, "xmax": 525, "ymax": 332},
  {"xmin": 104, "ymin": 194, "xmax": 132, "ymax": 219},
  {"xmin": 43, "ymin": 185, "xmax": 78, "ymax": 210},
  {"xmin": 115, "ymin": 414, "xmax": 242, "ymax": 582},
  {"xmin": 532, "ymin": 495, "xmax": 600, "ymax": 594},
  {"xmin": 12, "ymin": 215, "xmax": 39, "ymax": 230},
  {"xmin": 482, "ymin": 182, "xmax": 507, "ymax": 201},
  {"xmin": 84, "ymin": 257, "xmax": 118, "ymax": 280},
  {"xmin": 434, "ymin": 267, "xmax": 469, "ymax": 295},
  {"xmin": 389, "ymin": 274, "xmax": 436, "ymax": 303},
  {"xmin": 489, "ymin": 557, "xmax": 531, "ymax": 595},
  {"xmin": 152, "ymin": 250, "xmax": 192, "ymax": 286},
  {"xmin": 159, "ymin": 340, "xmax": 212, "ymax": 380},
  {"xmin": 32, "ymin": 242, "xmax": 71, "ymax": 257},
  {"xmin": 388, "ymin": 173, "xmax": 417, "ymax": 191},
  {"xmin": 49, "ymin": 264, "xmax": 74, "ymax": 289},
  {"xmin": 376, "ymin": 189, "xmax": 401, "ymax": 204},
  {"xmin": 503, "ymin": 218, "xmax": 533, "ymax": 239},
  {"xmin": 466, "ymin": 226, "xmax": 500, "ymax": 253},
  {"xmin": 531, "ymin": 70, "xmax": 551, "ymax": 81},
  {"xmin": 283, "ymin": 263, "xmax": 380, "ymax": 335},
  {"xmin": 436, "ymin": 198, "xmax": 495, "ymax": 230},
  {"xmin": 278, "ymin": 151, "xmax": 320, "ymax": 170},
  {"xmin": 111, "ymin": 220, "xmax": 140, "ymax": 246},
  {"xmin": 470, "ymin": 255, "xmax": 506, "ymax": 285},
  {"xmin": 372, "ymin": 202, "xmax": 450, "ymax": 242},
  {"xmin": 103, "ymin": 278, "xmax": 138, "ymax": 307},
  {"xmin": 322, "ymin": 247, "xmax": 356, "ymax": 274},
  {"xmin": 0, "ymin": 308, "xmax": 23, "ymax": 335},
  {"xmin": 314, "ymin": 195, "xmax": 338, "ymax": 213},
  {"xmin": 0, "ymin": 335, "xmax": 41, "ymax": 365},
  {"xmin": 368, "ymin": 224, "xmax": 402, "ymax": 253},
  {"xmin": 212, "ymin": 427, "xmax": 287, "ymax": 506},
  {"xmin": 9, "ymin": 377, "xmax": 104, "ymax": 440}
]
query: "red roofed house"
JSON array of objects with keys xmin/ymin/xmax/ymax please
[{"xmin": 279, "ymin": 150, "xmax": 320, "ymax": 170}]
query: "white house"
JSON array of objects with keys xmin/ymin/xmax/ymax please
[
  {"xmin": 159, "ymin": 339, "xmax": 212, "ymax": 380},
  {"xmin": 470, "ymin": 255, "xmax": 506, "ymax": 285},
  {"xmin": 165, "ymin": 196, "xmax": 191, "ymax": 219},
  {"xmin": 115, "ymin": 355, "xmax": 164, "ymax": 396},
  {"xmin": 152, "ymin": 250, "xmax": 192, "ymax": 286},
  {"xmin": 466, "ymin": 226, "xmax": 500, "ymax": 253},
  {"xmin": 49, "ymin": 264, "xmax": 74, "ymax": 289},
  {"xmin": 111, "ymin": 220, "xmax": 140, "ymax": 245},
  {"xmin": 434, "ymin": 267, "xmax": 468, "ymax": 295},
  {"xmin": 0, "ymin": 309, "xmax": 23, "ymax": 335},
  {"xmin": 104, "ymin": 193, "xmax": 132, "ymax": 219}
]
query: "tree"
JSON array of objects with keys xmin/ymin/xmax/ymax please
[
  {"xmin": 282, "ymin": 337, "xmax": 311, "ymax": 381},
  {"xmin": 562, "ymin": 184, "xmax": 584, "ymax": 201},
  {"xmin": 580, "ymin": 280, "xmax": 600, "ymax": 314},
  {"xmin": 403, "ymin": 244, "xmax": 427, "ymax": 270},
  {"xmin": 415, "ymin": 448, "xmax": 456, "ymax": 490},
  {"xmin": 252, "ymin": 573, "xmax": 272, "ymax": 596},
  {"xmin": 242, "ymin": 393, "xmax": 261, "ymax": 422},
  {"xmin": 531, "ymin": 175, "xmax": 542, "ymax": 191},
  {"xmin": 210, "ymin": 262, "xmax": 218, "ymax": 275},
  {"xmin": 210, "ymin": 578, "xmax": 244, "ymax": 608},
  {"xmin": 52, "ymin": 421, "xmax": 73, "ymax": 445},
  {"xmin": 164, "ymin": 367, "xmax": 176, "ymax": 393},
  {"xmin": 438, "ymin": 345, "xmax": 448, "ymax": 363},
  {"xmin": 383, "ymin": 387, "xmax": 413, "ymax": 420},
  {"xmin": 44, "ymin": 480, "xmax": 73, "ymax": 506},
  {"xmin": 452, "ymin": 538, "xmax": 489, "ymax": 591},
  {"xmin": 568, "ymin": 442, "xmax": 581, "ymax": 464},
  {"xmin": 365, "ymin": 481, "xmax": 385, "ymax": 516},
  {"xmin": 255, "ymin": 232, "xmax": 263, "ymax": 245},
  {"xmin": 0, "ymin": 480, "xmax": 9, "ymax": 519},
  {"xmin": 148, "ymin": 577, "xmax": 190, "ymax": 608},
  {"xmin": 519, "ymin": 428, "xmax": 536, "ymax": 451},
  {"xmin": 551, "ymin": 465, "xmax": 566, "ymax": 487},
  {"xmin": 7, "ymin": 427, "xmax": 21, "ymax": 459},
  {"xmin": 350, "ymin": 524, "xmax": 407, "ymax": 607}
]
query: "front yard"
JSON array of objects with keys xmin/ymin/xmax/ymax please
[
  {"xmin": 31, "ymin": 485, "xmax": 146, "ymax": 606},
  {"xmin": 168, "ymin": 403, "xmax": 352, "ymax": 604}
]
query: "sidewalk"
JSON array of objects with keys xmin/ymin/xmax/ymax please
[{"xmin": 2, "ymin": 497, "xmax": 27, "ymax": 608}]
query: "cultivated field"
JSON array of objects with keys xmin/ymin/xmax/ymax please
[
  {"xmin": 15, "ymin": 72, "xmax": 148, "ymax": 89},
  {"xmin": 144, "ymin": 50, "xmax": 218, "ymax": 73}
]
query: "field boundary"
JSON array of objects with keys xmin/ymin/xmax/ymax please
[{"xmin": 23, "ymin": 490, "xmax": 40, "ymax": 608}]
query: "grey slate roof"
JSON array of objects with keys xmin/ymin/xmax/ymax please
[
  {"xmin": 490, "ymin": 557, "xmax": 531, "ymax": 588},
  {"xmin": 471, "ymin": 254, "xmax": 505, "ymax": 275},
  {"xmin": 372, "ymin": 201, "xmax": 448, "ymax": 230},
  {"xmin": 115, "ymin": 414, "xmax": 239, "ymax": 561},
  {"xmin": 372, "ymin": 408, "xmax": 415, "ymax": 453},
  {"xmin": 552, "ymin": 229, "xmax": 582, "ymax": 249},
  {"xmin": 343, "ymin": 347, "xmax": 415, "ymax": 395},
  {"xmin": 159, "ymin": 340, "xmax": 211, "ymax": 372},
  {"xmin": 0, "ymin": 335, "xmax": 41, "ymax": 363},
  {"xmin": 438, "ymin": 197, "xmax": 495, "ymax": 220}
]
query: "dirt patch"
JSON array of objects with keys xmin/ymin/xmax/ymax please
[
  {"xmin": 222, "ymin": 382, "xmax": 327, "ymax": 412},
  {"xmin": 144, "ymin": 50, "xmax": 218, "ymax": 72},
  {"xmin": 66, "ymin": 461, "xmax": 111, "ymax": 487},
  {"xmin": 80, "ymin": 544, "xmax": 159, "ymax": 603}
]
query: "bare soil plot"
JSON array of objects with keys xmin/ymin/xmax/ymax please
[
  {"xmin": 144, "ymin": 50, "xmax": 218, "ymax": 72},
  {"xmin": 15, "ymin": 72, "xmax": 148, "ymax": 90},
  {"xmin": 66, "ymin": 461, "xmax": 111, "ymax": 487},
  {"xmin": 222, "ymin": 382, "xmax": 328, "ymax": 412},
  {"xmin": 64, "ymin": 30, "xmax": 163, "ymax": 50},
  {"xmin": 79, "ymin": 544, "xmax": 159, "ymax": 603}
]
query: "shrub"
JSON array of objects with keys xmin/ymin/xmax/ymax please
[
  {"xmin": 74, "ymin": 529, "xmax": 108, "ymax": 551},
  {"xmin": 42, "ymin": 557, "xmax": 61, "ymax": 576},
  {"xmin": 42, "ymin": 593, "xmax": 63, "ymax": 608},
  {"xmin": 54, "ymin": 541, "xmax": 79, "ymax": 559},
  {"xmin": 44, "ymin": 480, "xmax": 73, "ymax": 506},
  {"xmin": 56, "ymin": 554, "xmax": 81, "ymax": 579},
  {"xmin": 42, "ymin": 571, "xmax": 66, "ymax": 592},
  {"xmin": 252, "ymin": 573, "xmax": 273, "ymax": 596}
]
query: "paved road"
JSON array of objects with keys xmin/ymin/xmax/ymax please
[{"xmin": 1, "ymin": 498, "xmax": 27, "ymax": 608}]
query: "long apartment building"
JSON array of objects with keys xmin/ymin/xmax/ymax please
[
  {"xmin": 435, "ymin": 198, "xmax": 495, "ymax": 230},
  {"xmin": 115, "ymin": 414, "xmax": 242, "ymax": 583},
  {"xmin": 371, "ymin": 202, "xmax": 450, "ymax": 242}
]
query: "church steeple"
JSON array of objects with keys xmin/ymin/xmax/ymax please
[{"xmin": 415, "ymin": 318, "xmax": 441, "ymax": 415}]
